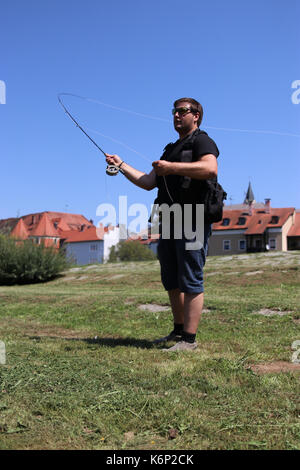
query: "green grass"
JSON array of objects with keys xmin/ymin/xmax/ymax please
[{"xmin": 0, "ymin": 252, "xmax": 299, "ymax": 450}]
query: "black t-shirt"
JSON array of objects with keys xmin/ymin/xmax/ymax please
[{"xmin": 156, "ymin": 129, "xmax": 219, "ymax": 205}]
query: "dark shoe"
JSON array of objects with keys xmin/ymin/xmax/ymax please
[{"xmin": 152, "ymin": 330, "xmax": 183, "ymax": 344}]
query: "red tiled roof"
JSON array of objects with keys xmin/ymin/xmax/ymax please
[
  {"xmin": 21, "ymin": 211, "xmax": 93, "ymax": 233},
  {"xmin": 60, "ymin": 225, "xmax": 104, "ymax": 243},
  {"xmin": 10, "ymin": 218, "xmax": 29, "ymax": 239},
  {"xmin": 213, "ymin": 207, "xmax": 295, "ymax": 234},
  {"xmin": 244, "ymin": 214, "xmax": 270, "ymax": 235},
  {"xmin": 288, "ymin": 212, "xmax": 300, "ymax": 237},
  {"xmin": 1, "ymin": 211, "xmax": 94, "ymax": 237},
  {"xmin": 30, "ymin": 213, "xmax": 60, "ymax": 237},
  {"xmin": 52, "ymin": 218, "xmax": 70, "ymax": 232}
]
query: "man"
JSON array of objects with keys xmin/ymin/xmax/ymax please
[{"xmin": 106, "ymin": 98, "xmax": 219, "ymax": 351}]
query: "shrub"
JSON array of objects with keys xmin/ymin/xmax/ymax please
[
  {"xmin": 108, "ymin": 240, "xmax": 156, "ymax": 262},
  {"xmin": 0, "ymin": 235, "xmax": 69, "ymax": 285}
]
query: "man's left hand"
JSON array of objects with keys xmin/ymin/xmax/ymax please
[{"xmin": 152, "ymin": 160, "xmax": 173, "ymax": 176}]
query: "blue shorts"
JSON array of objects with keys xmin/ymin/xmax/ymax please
[{"xmin": 157, "ymin": 224, "xmax": 211, "ymax": 294}]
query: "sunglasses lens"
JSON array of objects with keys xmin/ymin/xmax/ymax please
[{"xmin": 172, "ymin": 107, "xmax": 190, "ymax": 115}]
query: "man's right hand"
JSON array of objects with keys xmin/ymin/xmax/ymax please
[{"xmin": 105, "ymin": 153, "xmax": 123, "ymax": 167}]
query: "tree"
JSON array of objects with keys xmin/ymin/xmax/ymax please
[{"xmin": 108, "ymin": 240, "xmax": 156, "ymax": 262}]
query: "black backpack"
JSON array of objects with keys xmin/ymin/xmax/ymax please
[{"xmin": 179, "ymin": 130, "xmax": 227, "ymax": 223}]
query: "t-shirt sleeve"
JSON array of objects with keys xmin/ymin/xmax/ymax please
[{"xmin": 193, "ymin": 134, "xmax": 219, "ymax": 159}]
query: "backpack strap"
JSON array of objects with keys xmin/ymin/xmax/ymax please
[{"xmin": 180, "ymin": 129, "xmax": 203, "ymax": 188}]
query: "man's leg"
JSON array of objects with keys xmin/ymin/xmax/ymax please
[
  {"xmin": 184, "ymin": 292, "xmax": 204, "ymax": 334},
  {"xmin": 168, "ymin": 289, "xmax": 204, "ymax": 334},
  {"xmin": 152, "ymin": 288, "xmax": 184, "ymax": 344},
  {"xmin": 168, "ymin": 288, "xmax": 184, "ymax": 324}
]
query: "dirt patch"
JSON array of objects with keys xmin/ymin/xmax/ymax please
[
  {"xmin": 1, "ymin": 318, "xmax": 89, "ymax": 339},
  {"xmin": 138, "ymin": 304, "xmax": 170, "ymax": 313},
  {"xmin": 245, "ymin": 271, "xmax": 263, "ymax": 276},
  {"xmin": 248, "ymin": 361, "xmax": 300, "ymax": 374},
  {"xmin": 253, "ymin": 309, "xmax": 293, "ymax": 317},
  {"xmin": 107, "ymin": 274, "xmax": 126, "ymax": 280}
]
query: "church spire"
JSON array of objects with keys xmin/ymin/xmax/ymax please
[{"xmin": 244, "ymin": 182, "xmax": 255, "ymax": 204}]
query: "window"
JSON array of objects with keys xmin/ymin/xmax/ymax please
[
  {"xmin": 270, "ymin": 216, "xmax": 279, "ymax": 224},
  {"xmin": 223, "ymin": 240, "xmax": 231, "ymax": 251},
  {"xmin": 90, "ymin": 244, "xmax": 98, "ymax": 251},
  {"xmin": 222, "ymin": 218, "xmax": 230, "ymax": 226},
  {"xmin": 269, "ymin": 238, "xmax": 276, "ymax": 250},
  {"xmin": 239, "ymin": 239, "xmax": 246, "ymax": 251},
  {"xmin": 237, "ymin": 217, "xmax": 246, "ymax": 225}
]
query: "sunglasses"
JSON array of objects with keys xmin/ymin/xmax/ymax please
[{"xmin": 172, "ymin": 106, "xmax": 196, "ymax": 116}]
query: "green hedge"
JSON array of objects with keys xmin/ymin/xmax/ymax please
[{"xmin": 0, "ymin": 235, "xmax": 69, "ymax": 285}]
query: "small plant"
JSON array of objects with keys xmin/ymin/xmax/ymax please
[{"xmin": 0, "ymin": 235, "xmax": 69, "ymax": 285}]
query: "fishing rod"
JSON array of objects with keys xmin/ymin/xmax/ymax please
[{"xmin": 57, "ymin": 93, "xmax": 122, "ymax": 176}]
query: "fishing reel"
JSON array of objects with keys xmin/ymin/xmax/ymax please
[
  {"xmin": 105, "ymin": 162, "xmax": 125, "ymax": 176},
  {"xmin": 106, "ymin": 165, "xmax": 120, "ymax": 176}
]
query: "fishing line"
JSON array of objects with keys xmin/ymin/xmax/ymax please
[
  {"xmin": 58, "ymin": 93, "xmax": 299, "ymax": 205},
  {"xmin": 85, "ymin": 127, "xmax": 152, "ymax": 164},
  {"xmin": 85, "ymin": 128, "xmax": 174, "ymax": 202},
  {"xmin": 61, "ymin": 93, "xmax": 300, "ymax": 138},
  {"xmin": 58, "ymin": 93, "xmax": 121, "ymax": 176}
]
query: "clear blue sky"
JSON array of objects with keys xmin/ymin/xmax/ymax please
[{"xmin": 1, "ymin": 0, "xmax": 299, "ymax": 226}]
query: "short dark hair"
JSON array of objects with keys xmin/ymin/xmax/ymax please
[{"xmin": 173, "ymin": 98, "xmax": 203, "ymax": 127}]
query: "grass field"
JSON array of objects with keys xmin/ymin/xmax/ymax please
[{"xmin": 0, "ymin": 251, "xmax": 299, "ymax": 450}]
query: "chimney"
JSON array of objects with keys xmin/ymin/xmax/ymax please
[{"xmin": 264, "ymin": 198, "xmax": 271, "ymax": 214}]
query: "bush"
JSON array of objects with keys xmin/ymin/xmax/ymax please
[
  {"xmin": 108, "ymin": 240, "xmax": 156, "ymax": 262},
  {"xmin": 0, "ymin": 235, "xmax": 69, "ymax": 285}
]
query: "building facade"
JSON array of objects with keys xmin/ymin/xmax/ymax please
[
  {"xmin": 208, "ymin": 189, "xmax": 299, "ymax": 256},
  {"xmin": 0, "ymin": 211, "xmax": 120, "ymax": 265}
]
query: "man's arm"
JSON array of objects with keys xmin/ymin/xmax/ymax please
[
  {"xmin": 152, "ymin": 154, "xmax": 218, "ymax": 180},
  {"xmin": 106, "ymin": 154, "xmax": 157, "ymax": 190}
]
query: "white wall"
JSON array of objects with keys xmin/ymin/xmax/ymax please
[{"xmin": 103, "ymin": 226, "xmax": 120, "ymax": 262}]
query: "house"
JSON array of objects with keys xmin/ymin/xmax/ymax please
[
  {"xmin": 208, "ymin": 183, "xmax": 299, "ymax": 256},
  {"xmin": 0, "ymin": 211, "xmax": 120, "ymax": 265},
  {"xmin": 287, "ymin": 210, "xmax": 300, "ymax": 250},
  {"xmin": 60, "ymin": 225, "xmax": 105, "ymax": 265},
  {"xmin": 130, "ymin": 183, "xmax": 300, "ymax": 257},
  {"xmin": 0, "ymin": 211, "xmax": 94, "ymax": 248},
  {"xmin": 61, "ymin": 224, "xmax": 120, "ymax": 264}
]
